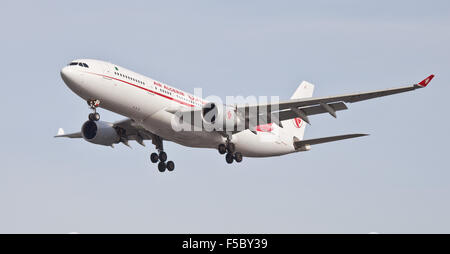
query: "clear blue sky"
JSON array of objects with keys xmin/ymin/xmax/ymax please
[{"xmin": 1, "ymin": 0, "xmax": 449, "ymax": 233}]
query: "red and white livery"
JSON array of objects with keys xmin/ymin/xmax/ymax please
[{"xmin": 56, "ymin": 59, "xmax": 434, "ymax": 172}]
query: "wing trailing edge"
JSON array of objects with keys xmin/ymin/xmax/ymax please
[{"xmin": 294, "ymin": 133, "xmax": 369, "ymax": 150}]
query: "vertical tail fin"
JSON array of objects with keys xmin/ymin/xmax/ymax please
[{"xmin": 281, "ymin": 81, "xmax": 314, "ymax": 140}]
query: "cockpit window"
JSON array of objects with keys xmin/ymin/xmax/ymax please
[{"xmin": 68, "ymin": 62, "xmax": 89, "ymax": 68}]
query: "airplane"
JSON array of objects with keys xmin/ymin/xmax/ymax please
[{"xmin": 56, "ymin": 59, "xmax": 434, "ymax": 172}]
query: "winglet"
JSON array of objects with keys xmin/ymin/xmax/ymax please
[{"xmin": 417, "ymin": 74, "xmax": 435, "ymax": 87}]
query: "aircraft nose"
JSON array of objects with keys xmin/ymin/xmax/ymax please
[
  {"xmin": 60, "ymin": 66, "xmax": 72, "ymax": 82},
  {"xmin": 60, "ymin": 66, "xmax": 80, "ymax": 88},
  {"xmin": 60, "ymin": 66, "xmax": 83, "ymax": 93}
]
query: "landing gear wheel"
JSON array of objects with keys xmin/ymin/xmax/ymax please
[
  {"xmin": 87, "ymin": 100, "xmax": 100, "ymax": 121},
  {"xmin": 225, "ymin": 153, "xmax": 234, "ymax": 164},
  {"xmin": 158, "ymin": 162, "xmax": 166, "ymax": 172},
  {"xmin": 218, "ymin": 144, "xmax": 227, "ymax": 154},
  {"xmin": 159, "ymin": 151, "xmax": 167, "ymax": 162},
  {"xmin": 150, "ymin": 153, "xmax": 159, "ymax": 163},
  {"xmin": 88, "ymin": 112, "xmax": 100, "ymax": 121},
  {"xmin": 166, "ymin": 161, "xmax": 175, "ymax": 171},
  {"xmin": 234, "ymin": 152, "xmax": 243, "ymax": 163},
  {"xmin": 226, "ymin": 143, "xmax": 235, "ymax": 153}
]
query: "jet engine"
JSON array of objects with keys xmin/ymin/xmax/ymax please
[
  {"xmin": 81, "ymin": 120, "xmax": 120, "ymax": 146},
  {"xmin": 201, "ymin": 102, "xmax": 243, "ymax": 131}
]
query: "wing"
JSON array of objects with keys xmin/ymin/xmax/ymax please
[
  {"xmin": 238, "ymin": 74, "xmax": 434, "ymax": 126},
  {"xmin": 294, "ymin": 133, "xmax": 368, "ymax": 148},
  {"xmin": 112, "ymin": 118, "xmax": 153, "ymax": 143},
  {"xmin": 54, "ymin": 118, "xmax": 153, "ymax": 146},
  {"xmin": 54, "ymin": 127, "xmax": 82, "ymax": 138}
]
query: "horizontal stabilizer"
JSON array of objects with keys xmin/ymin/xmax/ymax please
[
  {"xmin": 294, "ymin": 133, "xmax": 368, "ymax": 149},
  {"xmin": 54, "ymin": 128, "xmax": 82, "ymax": 138}
]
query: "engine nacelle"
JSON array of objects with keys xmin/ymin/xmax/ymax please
[
  {"xmin": 201, "ymin": 102, "xmax": 242, "ymax": 131},
  {"xmin": 81, "ymin": 120, "xmax": 120, "ymax": 146}
]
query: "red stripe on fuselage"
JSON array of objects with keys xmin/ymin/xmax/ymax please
[{"xmin": 86, "ymin": 72, "xmax": 196, "ymax": 107}]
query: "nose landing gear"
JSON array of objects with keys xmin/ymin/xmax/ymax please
[
  {"xmin": 88, "ymin": 112, "xmax": 100, "ymax": 121},
  {"xmin": 87, "ymin": 99, "xmax": 101, "ymax": 121}
]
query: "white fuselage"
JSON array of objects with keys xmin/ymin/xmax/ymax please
[{"xmin": 60, "ymin": 59, "xmax": 297, "ymax": 157}]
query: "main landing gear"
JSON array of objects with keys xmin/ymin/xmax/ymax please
[
  {"xmin": 150, "ymin": 135, "xmax": 175, "ymax": 173},
  {"xmin": 87, "ymin": 99, "xmax": 101, "ymax": 121},
  {"xmin": 218, "ymin": 140, "xmax": 243, "ymax": 164}
]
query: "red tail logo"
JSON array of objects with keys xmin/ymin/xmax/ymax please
[{"xmin": 293, "ymin": 118, "xmax": 303, "ymax": 128}]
